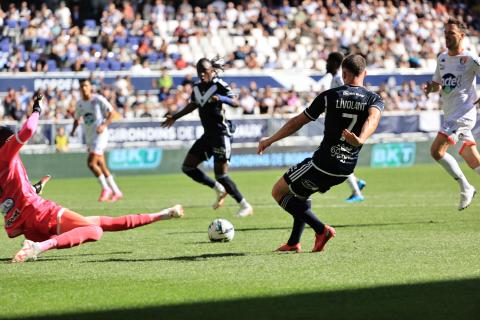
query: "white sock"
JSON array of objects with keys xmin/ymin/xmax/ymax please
[
  {"xmin": 98, "ymin": 174, "xmax": 109, "ymax": 190},
  {"xmin": 346, "ymin": 174, "xmax": 361, "ymax": 196},
  {"xmin": 106, "ymin": 175, "xmax": 121, "ymax": 194},
  {"xmin": 240, "ymin": 198, "xmax": 250, "ymax": 208},
  {"xmin": 214, "ymin": 181, "xmax": 225, "ymax": 193},
  {"xmin": 437, "ymin": 153, "xmax": 470, "ymax": 191}
]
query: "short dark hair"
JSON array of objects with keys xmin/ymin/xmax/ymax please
[
  {"xmin": 79, "ymin": 78, "xmax": 90, "ymax": 85},
  {"xmin": 446, "ymin": 17, "xmax": 467, "ymax": 31},
  {"xmin": 326, "ymin": 52, "xmax": 344, "ymax": 73},
  {"xmin": 342, "ymin": 54, "xmax": 366, "ymax": 77},
  {"xmin": 0, "ymin": 126, "xmax": 14, "ymax": 148}
]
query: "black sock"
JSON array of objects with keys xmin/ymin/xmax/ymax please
[
  {"xmin": 280, "ymin": 195, "xmax": 325, "ymax": 235},
  {"xmin": 286, "ymin": 199, "xmax": 311, "ymax": 245},
  {"xmin": 182, "ymin": 166, "xmax": 216, "ymax": 188},
  {"xmin": 216, "ymin": 175, "xmax": 243, "ymax": 202}
]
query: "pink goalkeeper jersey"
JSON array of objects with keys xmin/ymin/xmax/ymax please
[{"xmin": 0, "ymin": 113, "xmax": 57, "ymax": 237}]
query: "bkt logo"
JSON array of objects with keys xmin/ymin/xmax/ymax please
[{"xmin": 442, "ymin": 73, "xmax": 460, "ymax": 93}]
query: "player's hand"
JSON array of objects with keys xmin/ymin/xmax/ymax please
[
  {"xmin": 32, "ymin": 93, "xmax": 43, "ymax": 114},
  {"xmin": 422, "ymin": 81, "xmax": 433, "ymax": 96},
  {"xmin": 342, "ymin": 129, "xmax": 364, "ymax": 147},
  {"xmin": 257, "ymin": 137, "xmax": 272, "ymax": 155},
  {"xmin": 96, "ymin": 124, "xmax": 107, "ymax": 134},
  {"xmin": 161, "ymin": 115, "xmax": 176, "ymax": 128},
  {"xmin": 210, "ymin": 95, "xmax": 220, "ymax": 102}
]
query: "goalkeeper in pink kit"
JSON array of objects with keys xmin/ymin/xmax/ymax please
[{"xmin": 1, "ymin": 94, "xmax": 184, "ymax": 263}]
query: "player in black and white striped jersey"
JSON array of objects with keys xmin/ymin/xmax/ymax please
[{"xmin": 162, "ymin": 57, "xmax": 253, "ymax": 217}]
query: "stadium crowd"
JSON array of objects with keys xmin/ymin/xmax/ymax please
[
  {"xmin": 0, "ymin": 0, "xmax": 478, "ymax": 120},
  {"xmin": 0, "ymin": 0, "xmax": 479, "ymax": 72}
]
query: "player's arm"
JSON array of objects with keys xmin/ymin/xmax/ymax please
[
  {"xmin": 1, "ymin": 94, "xmax": 42, "ymax": 160},
  {"xmin": 161, "ymin": 102, "xmax": 199, "ymax": 128},
  {"xmin": 70, "ymin": 118, "xmax": 80, "ymax": 136},
  {"xmin": 257, "ymin": 113, "xmax": 311, "ymax": 154},
  {"xmin": 422, "ymin": 81, "xmax": 440, "ymax": 96},
  {"xmin": 342, "ymin": 107, "xmax": 382, "ymax": 147},
  {"xmin": 97, "ymin": 110, "xmax": 114, "ymax": 134}
]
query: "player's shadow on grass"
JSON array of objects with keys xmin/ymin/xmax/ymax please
[
  {"xmin": 83, "ymin": 252, "xmax": 246, "ymax": 263},
  {"xmin": 15, "ymin": 277, "xmax": 480, "ymax": 320},
  {"xmin": 169, "ymin": 221, "xmax": 438, "ymax": 235}
]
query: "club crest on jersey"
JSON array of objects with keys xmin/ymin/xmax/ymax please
[
  {"xmin": 460, "ymin": 57, "xmax": 468, "ymax": 64},
  {"xmin": 441, "ymin": 74, "xmax": 460, "ymax": 93},
  {"xmin": 194, "ymin": 85, "xmax": 217, "ymax": 107},
  {"xmin": 0, "ymin": 198, "xmax": 14, "ymax": 216}
]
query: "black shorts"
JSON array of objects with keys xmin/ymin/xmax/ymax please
[
  {"xmin": 283, "ymin": 157, "xmax": 348, "ymax": 198},
  {"xmin": 188, "ymin": 134, "xmax": 232, "ymax": 162}
]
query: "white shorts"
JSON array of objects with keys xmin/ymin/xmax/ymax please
[
  {"xmin": 86, "ymin": 132, "xmax": 109, "ymax": 155},
  {"xmin": 439, "ymin": 117, "xmax": 476, "ymax": 151}
]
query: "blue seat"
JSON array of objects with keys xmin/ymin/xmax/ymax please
[
  {"xmin": 19, "ymin": 20, "xmax": 29, "ymax": 29},
  {"xmin": 148, "ymin": 52, "xmax": 158, "ymax": 63},
  {"xmin": 47, "ymin": 59, "xmax": 58, "ymax": 71},
  {"xmin": 122, "ymin": 61, "xmax": 133, "ymax": 70},
  {"xmin": 115, "ymin": 37, "xmax": 127, "ymax": 48},
  {"xmin": 29, "ymin": 52, "xmax": 39, "ymax": 62},
  {"xmin": 109, "ymin": 60, "xmax": 121, "ymax": 71},
  {"xmin": 91, "ymin": 43, "xmax": 103, "ymax": 52},
  {"xmin": 98, "ymin": 60, "xmax": 109, "ymax": 71},
  {"xmin": 85, "ymin": 61, "xmax": 96, "ymax": 71},
  {"xmin": 7, "ymin": 20, "xmax": 17, "ymax": 29},
  {"xmin": 84, "ymin": 19, "xmax": 96, "ymax": 29}
]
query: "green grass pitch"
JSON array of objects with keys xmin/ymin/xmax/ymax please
[{"xmin": 1, "ymin": 164, "xmax": 479, "ymax": 320}]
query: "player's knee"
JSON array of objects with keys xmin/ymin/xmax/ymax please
[
  {"xmin": 430, "ymin": 148, "xmax": 443, "ymax": 161},
  {"xmin": 181, "ymin": 165, "xmax": 195, "ymax": 174}
]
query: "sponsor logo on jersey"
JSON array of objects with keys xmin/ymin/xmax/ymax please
[
  {"xmin": 84, "ymin": 113, "xmax": 95, "ymax": 125},
  {"xmin": 441, "ymin": 73, "xmax": 460, "ymax": 93},
  {"xmin": 0, "ymin": 198, "xmax": 14, "ymax": 216},
  {"xmin": 301, "ymin": 179, "xmax": 318, "ymax": 191},
  {"xmin": 5, "ymin": 209, "xmax": 20, "ymax": 228}
]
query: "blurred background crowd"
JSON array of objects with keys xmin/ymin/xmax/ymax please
[{"xmin": 1, "ymin": 0, "xmax": 479, "ymax": 121}]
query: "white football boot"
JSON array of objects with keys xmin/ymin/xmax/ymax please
[
  {"xmin": 12, "ymin": 240, "xmax": 42, "ymax": 263},
  {"xmin": 236, "ymin": 202, "xmax": 253, "ymax": 218},
  {"xmin": 459, "ymin": 185, "xmax": 476, "ymax": 211},
  {"xmin": 212, "ymin": 185, "xmax": 228, "ymax": 210}
]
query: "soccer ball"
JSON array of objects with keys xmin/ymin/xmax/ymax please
[{"xmin": 208, "ymin": 218, "xmax": 234, "ymax": 242}]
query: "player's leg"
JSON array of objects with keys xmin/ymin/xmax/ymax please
[
  {"xmin": 214, "ymin": 160, "xmax": 253, "ymax": 217},
  {"xmin": 84, "ymin": 204, "xmax": 184, "ymax": 231},
  {"xmin": 181, "ymin": 137, "xmax": 226, "ymax": 207},
  {"xmin": 273, "ymin": 159, "xmax": 338, "ymax": 252},
  {"xmin": 97, "ymin": 154, "xmax": 123, "ymax": 201},
  {"xmin": 458, "ymin": 140, "xmax": 479, "ymax": 209},
  {"xmin": 12, "ymin": 209, "xmax": 103, "ymax": 262},
  {"xmin": 88, "ymin": 152, "xmax": 113, "ymax": 201},
  {"xmin": 431, "ymin": 132, "xmax": 473, "ymax": 210},
  {"xmin": 345, "ymin": 173, "xmax": 366, "ymax": 202}
]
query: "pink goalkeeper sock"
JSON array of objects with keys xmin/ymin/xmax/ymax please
[
  {"xmin": 99, "ymin": 214, "xmax": 156, "ymax": 232},
  {"xmin": 53, "ymin": 225, "xmax": 103, "ymax": 249}
]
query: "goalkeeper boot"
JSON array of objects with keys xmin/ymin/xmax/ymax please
[{"xmin": 12, "ymin": 240, "xmax": 42, "ymax": 263}]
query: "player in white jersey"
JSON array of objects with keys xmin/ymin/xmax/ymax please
[
  {"xmin": 318, "ymin": 52, "xmax": 367, "ymax": 202},
  {"xmin": 71, "ymin": 79, "xmax": 123, "ymax": 202},
  {"xmin": 423, "ymin": 18, "xmax": 479, "ymax": 210}
]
